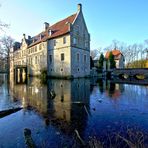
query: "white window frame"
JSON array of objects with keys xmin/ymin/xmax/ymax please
[
  {"xmin": 54, "ymin": 40, "xmax": 56, "ymax": 46},
  {"xmin": 73, "ymin": 37, "xmax": 77, "ymax": 45},
  {"xmin": 63, "ymin": 37, "xmax": 66, "ymax": 44}
]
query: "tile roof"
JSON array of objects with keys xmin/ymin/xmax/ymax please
[
  {"xmin": 105, "ymin": 49, "xmax": 122, "ymax": 59},
  {"xmin": 28, "ymin": 13, "xmax": 77, "ymax": 47}
]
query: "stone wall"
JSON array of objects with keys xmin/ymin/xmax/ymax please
[
  {"xmin": 71, "ymin": 47, "xmax": 90, "ymax": 77},
  {"xmin": 47, "ymin": 35, "xmax": 71, "ymax": 77},
  {"xmin": 70, "ymin": 9, "xmax": 90, "ymax": 77}
]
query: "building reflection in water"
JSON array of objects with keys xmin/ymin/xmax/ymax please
[
  {"xmin": 97, "ymin": 79, "xmax": 124, "ymax": 99},
  {"xmin": 14, "ymin": 69, "xmax": 27, "ymax": 84},
  {"xmin": 9, "ymin": 76, "xmax": 90, "ymax": 136}
]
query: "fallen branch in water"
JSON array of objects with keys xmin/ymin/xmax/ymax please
[
  {"xmin": 0, "ymin": 107, "xmax": 22, "ymax": 118},
  {"xmin": 84, "ymin": 105, "xmax": 90, "ymax": 116},
  {"xmin": 72, "ymin": 101, "xmax": 85, "ymax": 104},
  {"xmin": 75, "ymin": 129, "xmax": 85, "ymax": 146},
  {"xmin": 117, "ymin": 134, "xmax": 136, "ymax": 148}
]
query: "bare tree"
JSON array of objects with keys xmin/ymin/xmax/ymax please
[
  {"xmin": 0, "ymin": 36, "xmax": 14, "ymax": 75},
  {"xmin": 144, "ymin": 40, "xmax": 148, "ymax": 59},
  {"xmin": 90, "ymin": 48, "xmax": 101, "ymax": 60},
  {"xmin": 90, "ymin": 49, "xmax": 99, "ymax": 60},
  {"xmin": 102, "ymin": 39, "xmax": 148, "ymax": 68},
  {"xmin": 112, "ymin": 39, "xmax": 120, "ymax": 49},
  {"xmin": 0, "ymin": 20, "xmax": 8, "ymax": 31}
]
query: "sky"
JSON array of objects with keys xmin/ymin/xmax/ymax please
[{"xmin": 0, "ymin": 0, "xmax": 148, "ymax": 50}]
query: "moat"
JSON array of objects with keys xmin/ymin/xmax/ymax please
[{"xmin": 0, "ymin": 74, "xmax": 148, "ymax": 147}]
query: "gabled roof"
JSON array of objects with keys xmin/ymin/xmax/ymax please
[
  {"xmin": 105, "ymin": 49, "xmax": 122, "ymax": 59},
  {"xmin": 48, "ymin": 13, "xmax": 77, "ymax": 38},
  {"xmin": 28, "ymin": 13, "xmax": 77, "ymax": 47}
]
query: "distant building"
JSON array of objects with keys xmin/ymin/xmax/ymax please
[
  {"xmin": 10, "ymin": 4, "xmax": 90, "ymax": 78},
  {"xmin": 105, "ymin": 49, "xmax": 125, "ymax": 68}
]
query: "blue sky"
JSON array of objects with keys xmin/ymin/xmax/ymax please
[{"xmin": 0, "ymin": 0, "xmax": 148, "ymax": 49}]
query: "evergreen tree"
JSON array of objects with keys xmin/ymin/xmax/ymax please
[
  {"xmin": 90, "ymin": 56, "xmax": 94, "ymax": 69},
  {"xmin": 109, "ymin": 52, "xmax": 116, "ymax": 69},
  {"xmin": 98, "ymin": 53, "xmax": 104, "ymax": 69}
]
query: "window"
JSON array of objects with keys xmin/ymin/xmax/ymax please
[
  {"xmin": 49, "ymin": 55, "xmax": 52, "ymax": 64},
  {"xmin": 39, "ymin": 44, "xmax": 42, "ymax": 50},
  {"xmin": 85, "ymin": 41, "xmax": 87, "ymax": 48},
  {"xmin": 35, "ymin": 46, "xmax": 37, "ymax": 52},
  {"xmin": 40, "ymin": 55, "xmax": 42, "ymax": 63},
  {"xmin": 38, "ymin": 56, "xmax": 40, "ymax": 63},
  {"xmin": 61, "ymin": 53, "xmax": 64, "ymax": 61},
  {"xmin": 76, "ymin": 25, "xmax": 79, "ymax": 34},
  {"xmin": 63, "ymin": 37, "xmax": 66, "ymax": 44},
  {"xmin": 77, "ymin": 53, "xmax": 79, "ymax": 62},
  {"xmin": 35, "ymin": 56, "xmax": 37, "ymax": 64},
  {"xmin": 31, "ymin": 58, "xmax": 32, "ymax": 65},
  {"xmin": 84, "ymin": 55, "xmax": 87, "ymax": 63},
  {"xmin": 54, "ymin": 40, "xmax": 56, "ymax": 46},
  {"xmin": 31, "ymin": 48, "xmax": 33, "ymax": 53},
  {"xmin": 73, "ymin": 38, "xmax": 77, "ymax": 45}
]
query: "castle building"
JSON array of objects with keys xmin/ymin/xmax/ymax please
[{"xmin": 10, "ymin": 4, "xmax": 90, "ymax": 78}]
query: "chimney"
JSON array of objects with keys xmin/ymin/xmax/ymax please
[
  {"xmin": 28, "ymin": 36, "xmax": 31, "ymax": 39},
  {"xmin": 44, "ymin": 22, "xmax": 49, "ymax": 30},
  {"xmin": 77, "ymin": 3, "xmax": 82, "ymax": 12},
  {"xmin": 23, "ymin": 33, "xmax": 26, "ymax": 39}
]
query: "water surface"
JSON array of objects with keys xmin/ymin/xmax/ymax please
[{"xmin": 0, "ymin": 74, "xmax": 148, "ymax": 147}]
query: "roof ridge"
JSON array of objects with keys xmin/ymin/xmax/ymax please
[{"xmin": 49, "ymin": 13, "xmax": 77, "ymax": 28}]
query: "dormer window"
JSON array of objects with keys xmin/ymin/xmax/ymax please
[
  {"xmin": 33, "ymin": 38, "xmax": 36, "ymax": 43},
  {"xmin": 40, "ymin": 34, "xmax": 42, "ymax": 40},
  {"xmin": 48, "ymin": 30, "xmax": 52, "ymax": 36}
]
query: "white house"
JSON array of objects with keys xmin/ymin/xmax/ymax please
[{"xmin": 105, "ymin": 49, "xmax": 125, "ymax": 68}]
